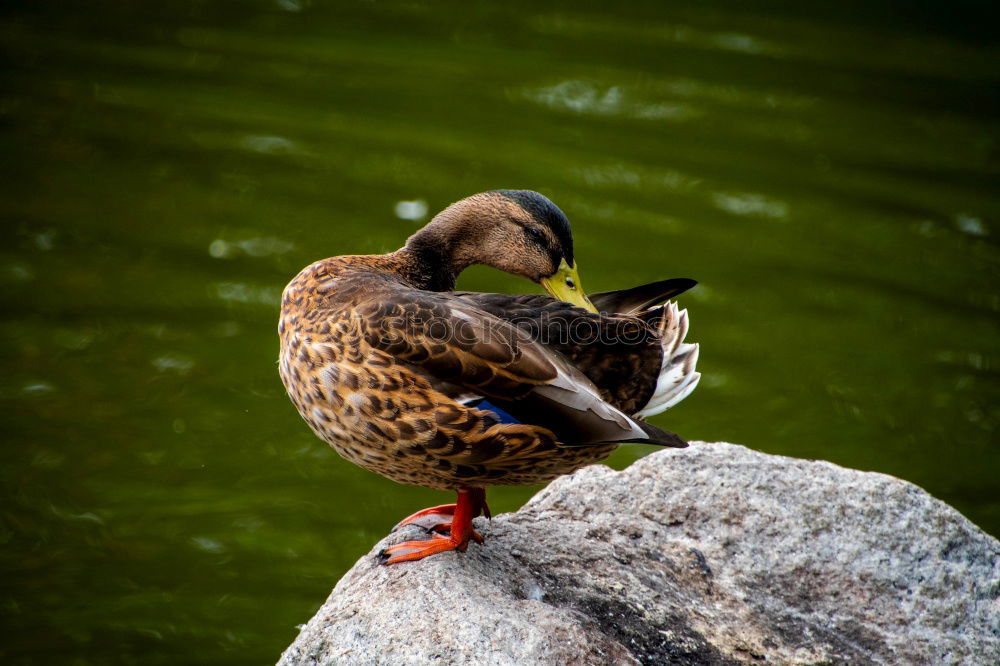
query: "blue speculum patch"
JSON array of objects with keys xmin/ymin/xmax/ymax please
[{"xmin": 468, "ymin": 398, "xmax": 521, "ymax": 425}]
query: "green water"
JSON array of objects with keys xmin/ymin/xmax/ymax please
[{"xmin": 1, "ymin": 1, "xmax": 997, "ymax": 663}]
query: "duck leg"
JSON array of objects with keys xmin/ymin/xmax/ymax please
[
  {"xmin": 392, "ymin": 491, "xmax": 491, "ymax": 534},
  {"xmin": 380, "ymin": 488, "xmax": 488, "ymax": 564}
]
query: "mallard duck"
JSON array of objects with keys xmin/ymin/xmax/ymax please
[{"xmin": 278, "ymin": 190, "xmax": 699, "ymax": 564}]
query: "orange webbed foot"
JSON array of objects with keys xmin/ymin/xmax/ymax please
[
  {"xmin": 379, "ymin": 488, "xmax": 488, "ymax": 565},
  {"xmin": 393, "ymin": 503, "xmax": 457, "ymax": 534},
  {"xmin": 392, "ymin": 504, "xmax": 483, "ymax": 542},
  {"xmin": 378, "ymin": 534, "xmax": 465, "ymax": 564}
]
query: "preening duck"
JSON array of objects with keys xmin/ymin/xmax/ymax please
[{"xmin": 278, "ymin": 190, "xmax": 700, "ymax": 564}]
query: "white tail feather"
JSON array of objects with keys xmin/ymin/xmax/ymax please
[{"xmin": 634, "ymin": 303, "xmax": 701, "ymax": 419}]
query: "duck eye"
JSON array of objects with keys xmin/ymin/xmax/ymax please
[{"xmin": 524, "ymin": 226, "xmax": 545, "ymax": 243}]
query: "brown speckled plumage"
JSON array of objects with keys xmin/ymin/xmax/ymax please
[
  {"xmin": 278, "ymin": 191, "xmax": 699, "ymax": 562},
  {"xmin": 279, "ymin": 253, "xmax": 619, "ymax": 489}
]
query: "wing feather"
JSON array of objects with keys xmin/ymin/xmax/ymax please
[
  {"xmin": 589, "ymin": 278, "xmax": 697, "ymax": 314},
  {"xmin": 450, "ymin": 291, "xmax": 663, "ymax": 415},
  {"xmin": 356, "ymin": 286, "xmax": 674, "ymax": 447}
]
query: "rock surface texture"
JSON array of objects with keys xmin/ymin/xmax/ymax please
[{"xmin": 278, "ymin": 442, "xmax": 1000, "ymax": 665}]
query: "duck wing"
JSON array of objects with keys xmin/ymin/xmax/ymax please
[
  {"xmin": 589, "ymin": 278, "xmax": 697, "ymax": 315},
  {"xmin": 453, "ymin": 289, "xmax": 699, "ymax": 419},
  {"xmin": 354, "ymin": 285, "xmax": 685, "ymax": 448}
]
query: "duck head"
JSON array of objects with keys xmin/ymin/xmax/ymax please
[{"xmin": 402, "ymin": 190, "xmax": 598, "ymax": 312}]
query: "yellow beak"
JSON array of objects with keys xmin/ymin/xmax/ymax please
[{"xmin": 540, "ymin": 258, "xmax": 598, "ymax": 313}]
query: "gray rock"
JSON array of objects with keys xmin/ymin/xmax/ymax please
[{"xmin": 278, "ymin": 442, "xmax": 1000, "ymax": 665}]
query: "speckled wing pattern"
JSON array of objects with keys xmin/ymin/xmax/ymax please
[{"xmin": 279, "ymin": 263, "xmax": 680, "ymax": 491}]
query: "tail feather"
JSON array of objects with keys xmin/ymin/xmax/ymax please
[
  {"xmin": 634, "ymin": 420, "xmax": 688, "ymax": 448},
  {"xmin": 635, "ymin": 302, "xmax": 701, "ymax": 419}
]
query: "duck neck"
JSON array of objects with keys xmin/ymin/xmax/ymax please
[{"xmin": 391, "ymin": 225, "xmax": 473, "ymax": 292}]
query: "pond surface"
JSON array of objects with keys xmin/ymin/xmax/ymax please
[{"xmin": 1, "ymin": 1, "xmax": 997, "ymax": 663}]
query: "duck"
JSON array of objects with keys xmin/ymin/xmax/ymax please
[{"xmin": 278, "ymin": 190, "xmax": 700, "ymax": 564}]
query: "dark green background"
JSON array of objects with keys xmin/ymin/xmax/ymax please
[{"xmin": 1, "ymin": 1, "xmax": 997, "ymax": 664}]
